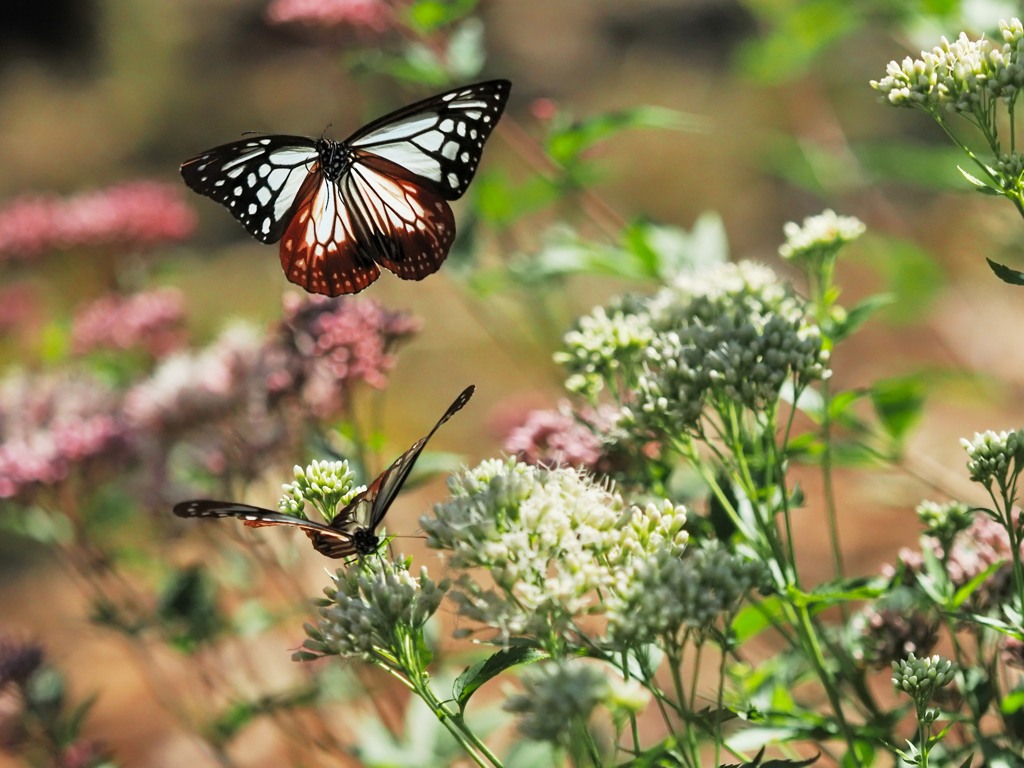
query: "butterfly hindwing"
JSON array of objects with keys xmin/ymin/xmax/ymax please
[
  {"xmin": 343, "ymin": 153, "xmax": 456, "ymax": 282},
  {"xmin": 279, "ymin": 168, "xmax": 382, "ymax": 295},
  {"xmin": 180, "ymin": 136, "xmax": 318, "ymax": 243}
]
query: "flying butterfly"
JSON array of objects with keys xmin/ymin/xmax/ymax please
[
  {"xmin": 180, "ymin": 80, "xmax": 511, "ymax": 296},
  {"xmin": 172, "ymin": 385, "xmax": 475, "ymax": 559}
]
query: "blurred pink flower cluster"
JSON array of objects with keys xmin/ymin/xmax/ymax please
[
  {"xmin": 503, "ymin": 401, "xmax": 625, "ymax": 471},
  {"xmin": 0, "ymin": 373, "xmax": 128, "ymax": 500},
  {"xmin": 71, "ymin": 288, "xmax": 187, "ymax": 358},
  {"xmin": 268, "ymin": 294, "xmax": 421, "ymax": 415},
  {"xmin": 0, "ymin": 294, "xmax": 420, "ymax": 499},
  {"xmin": 0, "ymin": 182, "xmax": 196, "ymax": 262},
  {"xmin": 892, "ymin": 510, "xmax": 1023, "ymax": 609},
  {"xmin": 265, "ymin": 0, "xmax": 394, "ymax": 32},
  {"xmin": 123, "ymin": 324, "xmax": 263, "ymax": 434}
]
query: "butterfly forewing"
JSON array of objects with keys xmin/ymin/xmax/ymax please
[
  {"xmin": 180, "ymin": 136, "xmax": 318, "ymax": 243},
  {"xmin": 307, "ymin": 384, "xmax": 475, "ymax": 558},
  {"xmin": 348, "ymin": 80, "xmax": 511, "ymax": 200}
]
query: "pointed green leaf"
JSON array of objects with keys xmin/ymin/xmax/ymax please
[
  {"xmin": 988, "ymin": 258, "xmax": 1024, "ymax": 286},
  {"xmin": 453, "ymin": 646, "xmax": 548, "ymax": 712},
  {"xmin": 870, "ymin": 375, "xmax": 926, "ymax": 444}
]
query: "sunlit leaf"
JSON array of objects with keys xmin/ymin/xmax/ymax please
[{"xmin": 453, "ymin": 646, "xmax": 548, "ymax": 712}]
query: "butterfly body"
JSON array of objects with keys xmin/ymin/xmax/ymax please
[
  {"xmin": 173, "ymin": 385, "xmax": 475, "ymax": 559},
  {"xmin": 181, "ymin": 81, "xmax": 510, "ymax": 296}
]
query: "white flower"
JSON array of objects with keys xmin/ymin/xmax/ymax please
[{"xmin": 423, "ymin": 459, "xmax": 687, "ymax": 642}]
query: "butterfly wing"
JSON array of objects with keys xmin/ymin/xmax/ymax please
[
  {"xmin": 342, "ymin": 153, "xmax": 456, "ymax": 281},
  {"xmin": 346, "ymin": 79, "xmax": 511, "ymax": 200},
  {"xmin": 307, "ymin": 384, "xmax": 477, "ymax": 558},
  {"xmin": 180, "ymin": 136, "xmax": 319, "ymax": 243},
  {"xmin": 173, "ymin": 499, "xmax": 357, "ymax": 556}
]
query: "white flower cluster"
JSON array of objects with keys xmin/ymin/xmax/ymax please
[
  {"xmin": 632, "ymin": 261, "xmax": 829, "ymax": 435},
  {"xmin": 556, "ymin": 302, "xmax": 656, "ymax": 400},
  {"xmin": 422, "ymin": 458, "xmax": 688, "ymax": 641},
  {"xmin": 559, "ymin": 262, "xmax": 829, "ymax": 440},
  {"xmin": 779, "ymin": 209, "xmax": 866, "ymax": 263},
  {"xmin": 914, "ymin": 499, "xmax": 974, "ymax": 542},
  {"xmin": 606, "ymin": 541, "xmax": 767, "ymax": 645},
  {"xmin": 871, "ymin": 19, "xmax": 1024, "ymax": 112},
  {"xmin": 503, "ymin": 659, "xmax": 649, "ymax": 744},
  {"xmin": 278, "ymin": 458, "xmax": 363, "ymax": 522},
  {"xmin": 299, "ymin": 558, "xmax": 449, "ymax": 661},
  {"xmin": 961, "ymin": 428, "xmax": 1024, "ymax": 487}
]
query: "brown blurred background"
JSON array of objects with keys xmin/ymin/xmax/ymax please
[{"xmin": 1, "ymin": 0, "xmax": 1021, "ymax": 764}]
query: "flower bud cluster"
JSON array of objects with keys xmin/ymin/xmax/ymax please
[
  {"xmin": 631, "ymin": 261, "xmax": 829, "ymax": 436},
  {"xmin": 503, "ymin": 659, "xmax": 648, "ymax": 745},
  {"xmin": 300, "ymin": 558, "xmax": 449, "ymax": 661},
  {"xmin": 606, "ymin": 541, "xmax": 767, "ymax": 645},
  {"xmin": 871, "ymin": 19, "xmax": 1024, "ymax": 112},
  {"xmin": 914, "ymin": 499, "xmax": 974, "ymax": 544},
  {"xmin": 556, "ymin": 302, "xmax": 655, "ymax": 400},
  {"xmin": 278, "ymin": 459, "xmax": 363, "ymax": 522},
  {"xmin": 961, "ymin": 428, "xmax": 1024, "ymax": 489},
  {"xmin": 892, "ymin": 653, "xmax": 957, "ymax": 701}
]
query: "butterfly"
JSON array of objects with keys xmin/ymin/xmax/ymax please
[
  {"xmin": 172, "ymin": 385, "xmax": 475, "ymax": 558},
  {"xmin": 180, "ymin": 80, "xmax": 511, "ymax": 297}
]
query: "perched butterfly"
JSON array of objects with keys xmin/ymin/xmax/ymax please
[
  {"xmin": 180, "ymin": 80, "xmax": 511, "ymax": 297},
  {"xmin": 172, "ymin": 385, "xmax": 475, "ymax": 559}
]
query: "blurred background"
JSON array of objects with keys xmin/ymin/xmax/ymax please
[{"xmin": 2, "ymin": 0, "xmax": 1023, "ymax": 765}]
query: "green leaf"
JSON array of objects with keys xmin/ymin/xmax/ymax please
[
  {"xmin": 951, "ymin": 560, "xmax": 1004, "ymax": 608},
  {"xmin": 829, "ymin": 293, "xmax": 895, "ymax": 343},
  {"xmin": 405, "ymin": 0, "xmax": 478, "ymax": 32},
  {"xmin": 545, "ymin": 106, "xmax": 701, "ymax": 167},
  {"xmin": 453, "ymin": 646, "xmax": 548, "ymax": 712},
  {"xmin": 957, "ymin": 164, "xmax": 998, "ymax": 192},
  {"xmin": 1001, "ymin": 687, "xmax": 1024, "ymax": 715},
  {"xmin": 860, "ymin": 235, "xmax": 945, "ymax": 324},
  {"xmin": 736, "ymin": 0, "xmax": 862, "ymax": 84},
  {"xmin": 474, "ymin": 170, "xmax": 561, "ymax": 227},
  {"xmin": 857, "ymin": 142, "xmax": 977, "ymax": 190},
  {"xmin": 732, "ymin": 596, "xmax": 785, "ymax": 643},
  {"xmin": 445, "ymin": 18, "xmax": 485, "ymax": 79},
  {"xmin": 870, "ymin": 375, "xmax": 926, "ymax": 445},
  {"xmin": 157, "ymin": 565, "xmax": 224, "ymax": 652},
  {"xmin": 620, "ymin": 213, "xmax": 729, "ymax": 280},
  {"xmin": 987, "ymin": 257, "xmax": 1024, "ymax": 286}
]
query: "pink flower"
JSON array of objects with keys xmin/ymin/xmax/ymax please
[
  {"xmin": 265, "ymin": 0, "xmax": 394, "ymax": 32},
  {"xmin": 0, "ymin": 182, "xmax": 196, "ymax": 262},
  {"xmin": 888, "ymin": 510, "xmax": 1024, "ymax": 610},
  {"xmin": 0, "ymin": 373, "xmax": 127, "ymax": 500},
  {"xmin": 123, "ymin": 324, "xmax": 262, "ymax": 433},
  {"xmin": 504, "ymin": 401, "xmax": 619, "ymax": 470},
  {"xmin": 71, "ymin": 288, "xmax": 187, "ymax": 358},
  {"xmin": 273, "ymin": 294, "xmax": 421, "ymax": 415}
]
